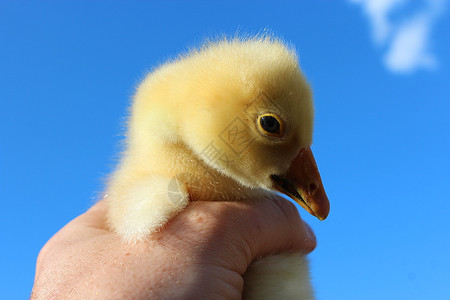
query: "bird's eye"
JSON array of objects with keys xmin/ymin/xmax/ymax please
[{"xmin": 257, "ymin": 113, "xmax": 284, "ymax": 137}]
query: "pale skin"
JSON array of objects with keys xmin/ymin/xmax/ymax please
[{"xmin": 31, "ymin": 197, "xmax": 316, "ymax": 299}]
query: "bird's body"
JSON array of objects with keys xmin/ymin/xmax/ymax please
[{"xmin": 106, "ymin": 36, "xmax": 329, "ymax": 299}]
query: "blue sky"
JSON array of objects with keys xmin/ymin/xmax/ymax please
[{"xmin": 1, "ymin": 1, "xmax": 449, "ymax": 299}]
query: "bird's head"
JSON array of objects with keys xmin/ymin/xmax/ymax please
[{"xmin": 133, "ymin": 37, "xmax": 329, "ymax": 220}]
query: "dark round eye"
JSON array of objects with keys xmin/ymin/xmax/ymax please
[{"xmin": 257, "ymin": 114, "xmax": 284, "ymax": 137}]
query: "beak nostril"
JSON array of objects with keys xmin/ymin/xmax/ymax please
[{"xmin": 309, "ymin": 183, "xmax": 316, "ymax": 195}]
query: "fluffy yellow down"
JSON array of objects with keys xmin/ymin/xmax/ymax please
[{"xmin": 106, "ymin": 36, "xmax": 316, "ymax": 300}]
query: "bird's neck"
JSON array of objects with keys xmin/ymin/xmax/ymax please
[
  {"xmin": 123, "ymin": 140, "xmax": 268, "ymax": 202},
  {"xmin": 184, "ymin": 168, "xmax": 268, "ymax": 202}
]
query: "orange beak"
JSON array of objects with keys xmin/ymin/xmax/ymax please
[{"xmin": 271, "ymin": 146, "xmax": 330, "ymax": 220}]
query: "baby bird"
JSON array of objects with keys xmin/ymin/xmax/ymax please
[{"xmin": 106, "ymin": 36, "xmax": 330, "ymax": 299}]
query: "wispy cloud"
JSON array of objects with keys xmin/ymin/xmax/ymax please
[{"xmin": 351, "ymin": 0, "xmax": 446, "ymax": 74}]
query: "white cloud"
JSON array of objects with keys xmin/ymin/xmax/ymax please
[
  {"xmin": 351, "ymin": 0, "xmax": 446, "ymax": 74},
  {"xmin": 384, "ymin": 14, "xmax": 436, "ymax": 73},
  {"xmin": 351, "ymin": 0, "xmax": 406, "ymax": 43}
]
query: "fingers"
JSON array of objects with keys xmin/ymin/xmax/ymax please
[{"xmin": 160, "ymin": 196, "xmax": 316, "ymax": 275}]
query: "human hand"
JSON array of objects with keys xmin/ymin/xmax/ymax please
[{"xmin": 31, "ymin": 197, "xmax": 316, "ymax": 299}]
